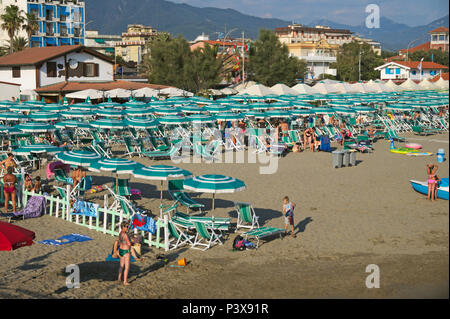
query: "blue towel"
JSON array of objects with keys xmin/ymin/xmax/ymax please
[
  {"xmin": 105, "ymin": 254, "xmax": 136, "ymax": 262},
  {"xmin": 38, "ymin": 233, "xmax": 92, "ymax": 246}
]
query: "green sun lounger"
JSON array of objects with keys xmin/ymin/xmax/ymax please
[
  {"xmin": 168, "ymin": 180, "xmax": 204, "ymax": 213},
  {"xmin": 168, "ymin": 221, "xmax": 195, "ymax": 250},
  {"xmin": 191, "ymin": 220, "xmax": 223, "ymax": 251},
  {"xmin": 243, "ymin": 227, "xmax": 284, "ymax": 248},
  {"xmin": 234, "ymin": 202, "xmax": 260, "ymax": 231}
]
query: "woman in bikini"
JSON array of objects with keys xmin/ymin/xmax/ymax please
[
  {"xmin": 2, "ymin": 167, "xmax": 18, "ymax": 214},
  {"xmin": 117, "ymin": 221, "xmax": 132, "ymax": 286},
  {"xmin": 426, "ymin": 164, "xmax": 439, "ymax": 201},
  {"xmin": 1, "ymin": 153, "xmax": 17, "ymax": 172},
  {"xmin": 303, "ymin": 127, "xmax": 315, "ymax": 151}
]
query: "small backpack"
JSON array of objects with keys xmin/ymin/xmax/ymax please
[{"xmin": 233, "ymin": 235, "xmax": 246, "ymax": 251}]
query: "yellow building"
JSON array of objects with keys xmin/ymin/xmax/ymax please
[{"xmin": 115, "ymin": 24, "xmax": 158, "ymax": 64}]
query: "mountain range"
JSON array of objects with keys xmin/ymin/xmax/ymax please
[{"xmin": 85, "ymin": 0, "xmax": 449, "ymax": 52}]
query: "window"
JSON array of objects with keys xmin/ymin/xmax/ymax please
[
  {"xmin": 395, "ymin": 68, "xmax": 401, "ymax": 75},
  {"xmin": 47, "ymin": 62, "xmax": 57, "ymax": 77},
  {"xmin": 439, "ymin": 35, "xmax": 445, "ymax": 41},
  {"xmin": 83, "ymin": 63, "xmax": 99, "ymax": 77},
  {"xmin": 12, "ymin": 66, "xmax": 21, "ymax": 78}
]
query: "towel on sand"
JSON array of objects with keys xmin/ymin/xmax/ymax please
[{"xmin": 38, "ymin": 233, "xmax": 92, "ymax": 246}]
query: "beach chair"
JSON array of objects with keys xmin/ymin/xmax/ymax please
[
  {"xmin": 54, "ymin": 168, "xmax": 71, "ymax": 185},
  {"xmin": 104, "ymin": 185, "xmax": 147, "ymax": 218},
  {"xmin": 77, "ymin": 176, "xmax": 92, "ymax": 199},
  {"xmin": 242, "ymin": 227, "xmax": 284, "ymax": 249},
  {"xmin": 171, "ymin": 211, "xmax": 231, "ymax": 232},
  {"xmin": 90, "ymin": 142, "xmax": 112, "ymax": 159},
  {"xmin": 234, "ymin": 202, "xmax": 260, "ymax": 231},
  {"xmin": 112, "ymin": 178, "xmax": 131, "ymax": 197},
  {"xmin": 193, "ymin": 143, "xmax": 218, "ymax": 162},
  {"xmin": 167, "ymin": 220, "xmax": 195, "ymax": 250},
  {"xmin": 191, "ymin": 220, "xmax": 223, "ymax": 251},
  {"xmin": 168, "ymin": 180, "xmax": 204, "ymax": 213},
  {"xmin": 385, "ymin": 128, "xmax": 407, "ymax": 142},
  {"xmin": 142, "ymin": 143, "xmax": 181, "ymax": 160},
  {"xmin": 124, "ymin": 136, "xmax": 140, "ymax": 158}
]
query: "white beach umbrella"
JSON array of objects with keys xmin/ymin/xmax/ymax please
[
  {"xmin": 270, "ymin": 83, "xmax": 299, "ymax": 96},
  {"xmin": 132, "ymin": 87, "xmax": 159, "ymax": 98},
  {"xmin": 160, "ymin": 87, "xmax": 194, "ymax": 97},
  {"xmin": 291, "ymin": 83, "xmax": 317, "ymax": 94},
  {"xmin": 105, "ymin": 88, "xmax": 132, "ymax": 98},
  {"xmin": 66, "ymin": 89, "xmax": 104, "ymax": 100},
  {"xmin": 238, "ymin": 83, "xmax": 275, "ymax": 96}
]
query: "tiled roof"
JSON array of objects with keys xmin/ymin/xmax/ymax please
[
  {"xmin": 394, "ymin": 61, "xmax": 448, "ymax": 69},
  {"xmin": 35, "ymin": 80, "xmax": 169, "ymax": 93},
  {"xmin": 0, "ymin": 45, "xmax": 113, "ymax": 66},
  {"xmin": 429, "ymin": 27, "xmax": 449, "ymax": 33},
  {"xmin": 398, "ymin": 42, "xmax": 431, "ymax": 54},
  {"xmin": 429, "ymin": 72, "xmax": 449, "ymax": 82}
]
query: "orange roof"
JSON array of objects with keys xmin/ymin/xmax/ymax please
[
  {"xmin": 0, "ymin": 45, "xmax": 113, "ymax": 67},
  {"xmin": 429, "ymin": 72, "xmax": 449, "ymax": 82},
  {"xmin": 35, "ymin": 80, "xmax": 169, "ymax": 94},
  {"xmin": 429, "ymin": 27, "xmax": 449, "ymax": 33},
  {"xmin": 394, "ymin": 61, "xmax": 448, "ymax": 69},
  {"xmin": 399, "ymin": 41, "xmax": 431, "ymax": 54}
]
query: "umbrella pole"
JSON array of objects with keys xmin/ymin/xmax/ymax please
[
  {"xmin": 212, "ymin": 193, "xmax": 215, "ymax": 211},
  {"xmin": 115, "ymin": 174, "xmax": 118, "ymax": 195},
  {"xmin": 160, "ymin": 180, "xmax": 163, "ymax": 202}
]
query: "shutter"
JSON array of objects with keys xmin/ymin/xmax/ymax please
[
  {"xmin": 94, "ymin": 64, "xmax": 99, "ymax": 77},
  {"xmin": 82, "ymin": 63, "xmax": 86, "ymax": 77}
]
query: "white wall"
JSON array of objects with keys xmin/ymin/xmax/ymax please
[
  {"xmin": 39, "ymin": 51, "xmax": 114, "ymax": 87},
  {"xmin": 0, "ymin": 65, "xmax": 37, "ymax": 90},
  {"xmin": 0, "ymin": 82, "xmax": 20, "ymax": 100}
]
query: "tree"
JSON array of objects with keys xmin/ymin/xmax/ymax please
[
  {"xmin": 22, "ymin": 13, "xmax": 39, "ymax": 45},
  {"xmin": 381, "ymin": 50, "xmax": 397, "ymax": 59},
  {"xmin": 247, "ymin": 29, "xmax": 306, "ymax": 86},
  {"xmin": 409, "ymin": 49, "xmax": 449, "ymax": 67},
  {"xmin": 334, "ymin": 40, "xmax": 384, "ymax": 81},
  {"xmin": 142, "ymin": 34, "xmax": 224, "ymax": 94},
  {"xmin": 0, "ymin": 5, "xmax": 25, "ymax": 54}
]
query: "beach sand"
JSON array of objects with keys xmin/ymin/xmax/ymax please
[{"xmin": 0, "ymin": 133, "xmax": 448, "ymax": 298}]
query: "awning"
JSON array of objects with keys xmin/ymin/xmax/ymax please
[{"xmin": 95, "ymin": 38, "xmax": 105, "ymax": 44}]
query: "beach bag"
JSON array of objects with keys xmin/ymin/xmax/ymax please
[
  {"xmin": 243, "ymin": 239, "xmax": 256, "ymax": 249},
  {"xmin": 233, "ymin": 235, "xmax": 246, "ymax": 251},
  {"xmin": 319, "ymin": 136, "xmax": 331, "ymax": 152}
]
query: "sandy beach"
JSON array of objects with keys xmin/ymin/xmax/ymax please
[{"xmin": 1, "ymin": 132, "xmax": 448, "ymax": 299}]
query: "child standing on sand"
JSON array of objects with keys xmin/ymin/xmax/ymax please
[{"xmin": 282, "ymin": 196, "xmax": 296, "ymax": 238}]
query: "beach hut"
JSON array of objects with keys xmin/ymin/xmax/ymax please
[
  {"xmin": 270, "ymin": 83, "xmax": 299, "ymax": 96},
  {"xmin": 291, "ymin": 83, "xmax": 317, "ymax": 94},
  {"xmin": 238, "ymin": 83, "xmax": 275, "ymax": 97}
]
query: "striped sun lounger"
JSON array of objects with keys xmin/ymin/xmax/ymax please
[{"xmin": 243, "ymin": 227, "xmax": 284, "ymax": 248}]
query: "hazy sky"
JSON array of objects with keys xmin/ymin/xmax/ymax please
[{"xmin": 171, "ymin": 0, "xmax": 449, "ymax": 26}]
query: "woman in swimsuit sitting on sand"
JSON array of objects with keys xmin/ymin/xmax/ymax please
[{"xmin": 2, "ymin": 167, "xmax": 18, "ymax": 214}]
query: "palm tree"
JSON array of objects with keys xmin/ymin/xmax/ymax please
[
  {"xmin": 22, "ymin": 13, "xmax": 39, "ymax": 46},
  {"xmin": 0, "ymin": 5, "xmax": 25, "ymax": 54}
]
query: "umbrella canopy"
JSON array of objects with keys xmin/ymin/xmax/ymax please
[
  {"xmin": 54, "ymin": 120, "xmax": 93, "ymax": 129},
  {"xmin": 152, "ymin": 106, "xmax": 181, "ymax": 115},
  {"xmin": 8, "ymin": 104, "xmax": 41, "ymax": 112},
  {"xmin": 28, "ymin": 111, "xmax": 61, "ymax": 122},
  {"xmin": 66, "ymin": 89, "xmax": 104, "ymax": 100},
  {"xmin": 187, "ymin": 114, "xmax": 216, "ymax": 124},
  {"xmin": 41, "ymin": 104, "xmax": 68, "ymax": 112},
  {"xmin": 238, "ymin": 83, "xmax": 275, "ymax": 96},
  {"xmin": 214, "ymin": 112, "xmax": 244, "ymax": 121},
  {"xmin": 0, "ymin": 112, "xmax": 28, "ymax": 121},
  {"xmin": 228, "ymin": 103, "xmax": 252, "ymax": 112},
  {"xmin": 12, "ymin": 144, "xmax": 63, "ymax": 155},
  {"xmin": 61, "ymin": 109, "xmax": 94, "ymax": 118},
  {"xmin": 132, "ymin": 87, "xmax": 159, "ymax": 98},
  {"xmin": 55, "ymin": 150, "xmax": 102, "ymax": 167},
  {"xmin": 291, "ymin": 83, "xmax": 318, "ymax": 94},
  {"xmin": 15, "ymin": 122, "xmax": 56, "ymax": 133},
  {"xmin": 105, "ymin": 88, "xmax": 133, "ymax": 98},
  {"xmin": 179, "ymin": 104, "xmax": 204, "ymax": 114},
  {"xmin": 0, "ymin": 222, "xmax": 35, "ymax": 251},
  {"xmin": 270, "ymin": 83, "xmax": 299, "ymax": 95},
  {"xmin": 157, "ymin": 115, "xmax": 190, "ymax": 125},
  {"xmin": 95, "ymin": 108, "xmax": 125, "ymax": 118},
  {"xmin": 183, "ymin": 174, "xmax": 246, "ymax": 210},
  {"xmin": 69, "ymin": 103, "xmax": 95, "ymax": 111},
  {"xmin": 264, "ymin": 110, "xmax": 291, "ymax": 118},
  {"xmin": 124, "ymin": 117, "xmax": 159, "ymax": 129},
  {"xmin": 204, "ymin": 104, "xmax": 230, "ymax": 113},
  {"xmin": 160, "ymin": 87, "xmax": 194, "ymax": 97},
  {"xmin": 90, "ymin": 119, "xmax": 126, "ymax": 129},
  {"xmin": 89, "ymin": 158, "xmax": 143, "ymax": 175}
]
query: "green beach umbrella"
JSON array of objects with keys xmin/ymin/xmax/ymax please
[
  {"xmin": 290, "ymin": 109, "xmax": 313, "ymax": 116},
  {"xmin": 124, "ymin": 117, "xmax": 159, "ymax": 129},
  {"xmin": 96, "ymin": 108, "xmax": 125, "ymax": 118},
  {"xmin": 264, "ymin": 110, "xmax": 291, "ymax": 118},
  {"xmin": 13, "ymin": 144, "xmax": 64, "ymax": 177},
  {"xmin": 54, "ymin": 120, "xmax": 93, "ymax": 130},
  {"xmin": 228, "ymin": 103, "xmax": 252, "ymax": 112},
  {"xmin": 214, "ymin": 112, "xmax": 244, "ymax": 121},
  {"xmin": 157, "ymin": 115, "xmax": 190, "ymax": 125},
  {"xmin": 55, "ymin": 150, "xmax": 102, "ymax": 168},
  {"xmin": 28, "ymin": 111, "xmax": 61, "ymax": 121},
  {"xmin": 9, "ymin": 104, "xmax": 41, "ymax": 112},
  {"xmin": 70, "ymin": 103, "xmax": 95, "ymax": 111},
  {"xmin": 124, "ymin": 107, "xmax": 154, "ymax": 117},
  {"xmin": 90, "ymin": 119, "xmax": 126, "ymax": 130},
  {"xmin": 204, "ymin": 104, "xmax": 230, "ymax": 113},
  {"xmin": 250, "ymin": 102, "xmax": 271, "ymax": 110},
  {"xmin": 179, "ymin": 104, "xmax": 204, "ymax": 114},
  {"xmin": 183, "ymin": 174, "xmax": 246, "ymax": 210},
  {"xmin": 15, "ymin": 122, "xmax": 56, "ymax": 133},
  {"xmin": 0, "ymin": 112, "xmax": 28, "ymax": 121},
  {"xmin": 152, "ymin": 106, "xmax": 180, "ymax": 115},
  {"xmin": 61, "ymin": 109, "xmax": 94, "ymax": 118},
  {"xmin": 187, "ymin": 114, "xmax": 216, "ymax": 124},
  {"xmin": 41, "ymin": 104, "xmax": 68, "ymax": 112},
  {"xmin": 132, "ymin": 164, "xmax": 193, "ymax": 200}
]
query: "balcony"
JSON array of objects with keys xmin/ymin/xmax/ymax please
[{"xmin": 300, "ymin": 55, "xmax": 336, "ymax": 63}]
